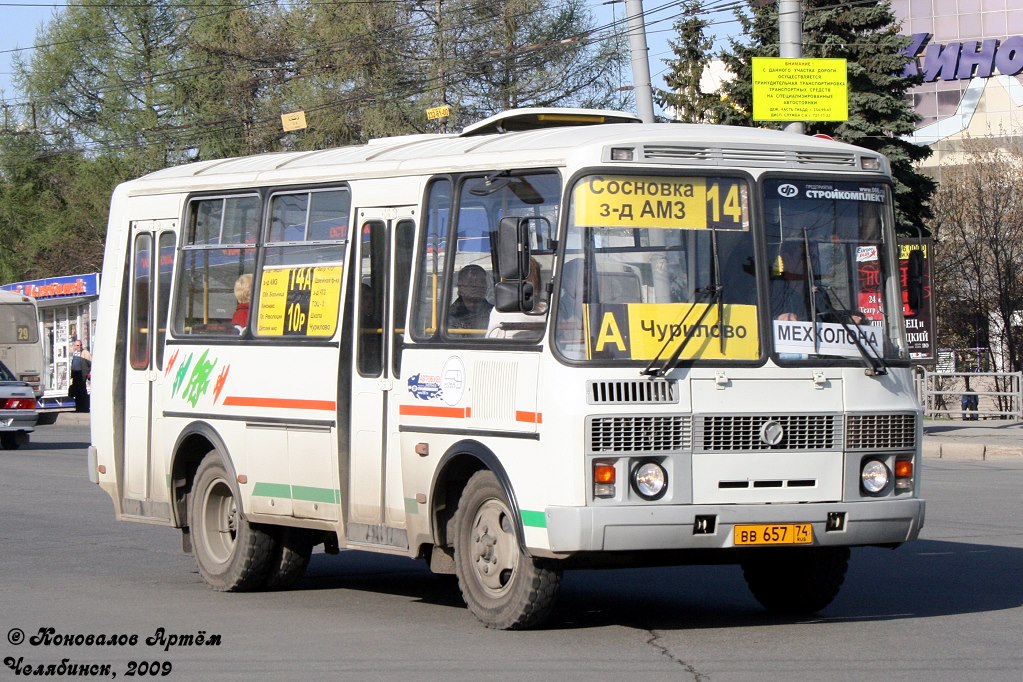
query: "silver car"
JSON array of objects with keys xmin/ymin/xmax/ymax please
[{"xmin": 0, "ymin": 359, "xmax": 37, "ymax": 449}]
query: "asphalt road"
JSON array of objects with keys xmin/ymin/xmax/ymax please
[{"xmin": 2, "ymin": 419, "xmax": 1022, "ymax": 681}]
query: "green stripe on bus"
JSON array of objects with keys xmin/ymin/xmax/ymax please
[
  {"xmin": 404, "ymin": 497, "xmax": 420, "ymax": 515},
  {"xmin": 291, "ymin": 485, "xmax": 340, "ymax": 504},
  {"xmin": 520, "ymin": 510, "xmax": 546, "ymax": 528},
  {"xmin": 252, "ymin": 482, "xmax": 340, "ymax": 504},
  {"xmin": 252, "ymin": 482, "xmax": 291, "ymax": 498}
]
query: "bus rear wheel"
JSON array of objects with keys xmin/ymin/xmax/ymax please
[
  {"xmin": 264, "ymin": 528, "xmax": 314, "ymax": 590},
  {"xmin": 452, "ymin": 470, "xmax": 561, "ymax": 629},
  {"xmin": 741, "ymin": 546, "xmax": 850, "ymax": 615},
  {"xmin": 189, "ymin": 454, "xmax": 275, "ymax": 591}
]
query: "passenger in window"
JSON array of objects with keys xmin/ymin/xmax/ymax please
[
  {"xmin": 232, "ymin": 273, "xmax": 253, "ymax": 333},
  {"xmin": 449, "ymin": 264, "xmax": 493, "ymax": 331}
]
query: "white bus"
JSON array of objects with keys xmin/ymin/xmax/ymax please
[
  {"xmin": 0, "ymin": 289, "xmax": 45, "ymax": 400},
  {"xmin": 89, "ymin": 109, "xmax": 925, "ymax": 629}
]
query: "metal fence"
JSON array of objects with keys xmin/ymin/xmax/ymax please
[{"xmin": 916, "ymin": 370, "xmax": 1023, "ymax": 421}]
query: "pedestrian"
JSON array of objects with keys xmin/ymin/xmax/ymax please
[
  {"xmin": 961, "ymin": 377, "xmax": 979, "ymax": 421},
  {"xmin": 70, "ymin": 339, "xmax": 91, "ymax": 413}
]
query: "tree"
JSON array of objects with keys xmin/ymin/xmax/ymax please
[
  {"xmin": 715, "ymin": 0, "xmax": 936, "ymax": 237},
  {"xmin": 285, "ymin": 0, "xmax": 427, "ymax": 147},
  {"xmin": 656, "ymin": 0, "xmax": 716, "ymax": 123},
  {"xmin": 174, "ymin": 2, "xmax": 301, "ymax": 159},
  {"xmin": 15, "ymin": 1, "xmax": 186, "ymax": 175},
  {"xmin": 929, "ymin": 138, "xmax": 1023, "ymax": 374},
  {"xmin": 444, "ymin": 0, "xmax": 630, "ymax": 127}
]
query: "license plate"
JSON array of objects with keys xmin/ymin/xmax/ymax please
[{"xmin": 734, "ymin": 523, "xmax": 813, "ymax": 546}]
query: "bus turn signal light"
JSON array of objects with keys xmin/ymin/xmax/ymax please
[
  {"xmin": 895, "ymin": 459, "xmax": 913, "ymax": 491},
  {"xmin": 594, "ymin": 462, "xmax": 616, "ymax": 498},
  {"xmin": 594, "ymin": 464, "xmax": 615, "ymax": 484}
]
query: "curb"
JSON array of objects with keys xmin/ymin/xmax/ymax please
[{"xmin": 921, "ymin": 442, "xmax": 1023, "ymax": 460}]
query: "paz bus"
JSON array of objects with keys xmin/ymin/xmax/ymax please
[
  {"xmin": 0, "ymin": 289, "xmax": 44, "ymax": 400},
  {"xmin": 89, "ymin": 108, "xmax": 925, "ymax": 629}
]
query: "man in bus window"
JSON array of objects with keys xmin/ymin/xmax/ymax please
[{"xmin": 448, "ymin": 264, "xmax": 493, "ymax": 331}]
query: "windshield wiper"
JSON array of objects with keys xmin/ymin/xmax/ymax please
[
  {"xmin": 642, "ymin": 231, "xmax": 724, "ymax": 377},
  {"xmin": 817, "ymin": 285, "xmax": 888, "ymax": 376},
  {"xmin": 802, "ymin": 229, "xmax": 820, "ymax": 355}
]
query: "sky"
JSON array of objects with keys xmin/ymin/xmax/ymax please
[{"xmin": 0, "ymin": 1, "xmax": 741, "ymax": 118}]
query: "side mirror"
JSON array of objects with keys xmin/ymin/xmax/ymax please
[
  {"xmin": 496, "ymin": 216, "xmax": 530, "ymax": 282},
  {"xmin": 494, "ymin": 281, "xmax": 535, "ymax": 313}
]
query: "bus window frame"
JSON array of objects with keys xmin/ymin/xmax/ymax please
[
  {"xmin": 171, "ymin": 192, "xmax": 261, "ymax": 338},
  {"xmin": 252, "ymin": 184, "xmax": 351, "ymax": 341}
]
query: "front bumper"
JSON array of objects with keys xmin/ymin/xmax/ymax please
[{"xmin": 545, "ymin": 498, "xmax": 925, "ymax": 553}]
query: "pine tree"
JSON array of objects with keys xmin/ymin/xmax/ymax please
[
  {"xmin": 656, "ymin": 0, "xmax": 716, "ymax": 123},
  {"xmin": 715, "ymin": 0, "xmax": 935, "ymax": 236},
  {"xmin": 446, "ymin": 0, "xmax": 629, "ymax": 126}
]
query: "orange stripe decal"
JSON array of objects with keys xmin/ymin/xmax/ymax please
[
  {"xmin": 399, "ymin": 404, "xmax": 470, "ymax": 419},
  {"xmin": 515, "ymin": 411, "xmax": 542, "ymax": 424},
  {"xmin": 223, "ymin": 396, "xmax": 336, "ymax": 411}
]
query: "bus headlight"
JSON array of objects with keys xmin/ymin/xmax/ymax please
[
  {"xmin": 631, "ymin": 460, "xmax": 667, "ymax": 500},
  {"xmin": 860, "ymin": 459, "xmax": 890, "ymax": 495}
]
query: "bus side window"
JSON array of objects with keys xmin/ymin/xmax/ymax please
[
  {"xmin": 255, "ymin": 187, "xmax": 350, "ymax": 339},
  {"xmin": 411, "ymin": 179, "xmax": 451, "ymax": 340},
  {"xmin": 393, "ymin": 220, "xmax": 416, "ymax": 374},
  {"xmin": 173, "ymin": 195, "xmax": 258, "ymax": 336}
]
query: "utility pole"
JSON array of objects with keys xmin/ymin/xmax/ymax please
[
  {"xmin": 625, "ymin": 0, "xmax": 655, "ymax": 123},
  {"xmin": 778, "ymin": 0, "xmax": 804, "ymax": 134}
]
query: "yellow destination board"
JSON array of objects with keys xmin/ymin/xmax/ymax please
[
  {"xmin": 751, "ymin": 58, "xmax": 848, "ymax": 122},
  {"xmin": 586, "ymin": 302, "xmax": 759, "ymax": 361},
  {"xmin": 573, "ymin": 175, "xmax": 750, "ymax": 231},
  {"xmin": 256, "ymin": 265, "xmax": 342, "ymax": 337}
]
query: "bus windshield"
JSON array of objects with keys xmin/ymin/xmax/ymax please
[
  {"xmin": 555, "ymin": 173, "xmax": 758, "ymax": 363},
  {"xmin": 763, "ymin": 178, "xmax": 907, "ymax": 364}
]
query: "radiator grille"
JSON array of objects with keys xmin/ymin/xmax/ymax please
[
  {"xmin": 589, "ymin": 415, "xmax": 691, "ymax": 453},
  {"xmin": 697, "ymin": 414, "xmax": 838, "ymax": 451},
  {"xmin": 846, "ymin": 413, "xmax": 917, "ymax": 450},
  {"xmin": 587, "ymin": 380, "xmax": 677, "ymax": 404},
  {"xmin": 639, "ymin": 145, "xmax": 858, "ymax": 169}
]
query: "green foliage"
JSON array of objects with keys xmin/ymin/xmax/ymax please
[
  {"xmin": 656, "ymin": 1, "xmax": 717, "ymax": 123},
  {"xmin": 0, "ymin": 0, "xmax": 626, "ymax": 282},
  {"xmin": 715, "ymin": 0, "xmax": 936, "ymax": 236}
]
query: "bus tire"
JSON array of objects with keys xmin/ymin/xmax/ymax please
[
  {"xmin": 264, "ymin": 529, "xmax": 313, "ymax": 590},
  {"xmin": 452, "ymin": 470, "xmax": 561, "ymax": 629},
  {"xmin": 741, "ymin": 546, "xmax": 850, "ymax": 615},
  {"xmin": 189, "ymin": 454, "xmax": 275, "ymax": 591}
]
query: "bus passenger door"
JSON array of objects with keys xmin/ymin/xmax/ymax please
[
  {"xmin": 122, "ymin": 220, "xmax": 176, "ymax": 519},
  {"xmin": 347, "ymin": 208, "xmax": 415, "ymax": 546}
]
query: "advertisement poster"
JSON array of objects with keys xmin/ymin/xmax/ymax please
[{"xmin": 899, "ymin": 240, "xmax": 935, "ymax": 362}]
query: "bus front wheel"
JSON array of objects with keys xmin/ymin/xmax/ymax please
[
  {"xmin": 452, "ymin": 470, "xmax": 561, "ymax": 629},
  {"xmin": 189, "ymin": 453, "xmax": 275, "ymax": 591},
  {"xmin": 741, "ymin": 546, "xmax": 850, "ymax": 615}
]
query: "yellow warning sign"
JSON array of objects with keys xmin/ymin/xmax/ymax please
[
  {"xmin": 752, "ymin": 58, "xmax": 848, "ymax": 122},
  {"xmin": 281, "ymin": 111, "xmax": 308, "ymax": 132},
  {"xmin": 426, "ymin": 105, "xmax": 451, "ymax": 120}
]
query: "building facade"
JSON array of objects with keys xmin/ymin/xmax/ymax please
[
  {"xmin": 1, "ymin": 273, "xmax": 99, "ymax": 411},
  {"xmin": 893, "ymin": 0, "xmax": 1023, "ymax": 163}
]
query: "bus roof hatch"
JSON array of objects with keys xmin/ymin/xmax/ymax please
[{"xmin": 460, "ymin": 108, "xmax": 642, "ymax": 137}]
